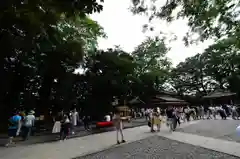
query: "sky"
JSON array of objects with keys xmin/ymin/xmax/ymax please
[{"xmin": 90, "ymin": 0, "xmax": 214, "ymax": 66}]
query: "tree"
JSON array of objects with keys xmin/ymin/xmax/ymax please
[
  {"xmin": 82, "ymin": 48, "xmax": 137, "ymax": 117},
  {"xmin": 170, "ymin": 54, "xmax": 212, "ymax": 96},
  {"xmin": 132, "ymin": 37, "xmax": 172, "ymax": 97},
  {"xmin": 0, "ymin": 0, "xmax": 104, "ymax": 125},
  {"xmin": 170, "ymin": 38, "xmax": 240, "ymax": 96},
  {"xmin": 36, "ymin": 16, "xmax": 106, "ymax": 114},
  {"xmin": 131, "ymin": 0, "xmax": 239, "ymax": 45},
  {"xmin": 201, "ymin": 38, "xmax": 240, "ymax": 90}
]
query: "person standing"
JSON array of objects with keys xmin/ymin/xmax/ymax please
[
  {"xmin": 185, "ymin": 107, "xmax": 190, "ymax": 122},
  {"xmin": 141, "ymin": 108, "xmax": 145, "ymax": 118},
  {"xmin": 166, "ymin": 106, "xmax": 174, "ymax": 132},
  {"xmin": 70, "ymin": 108, "xmax": 79, "ymax": 134},
  {"xmin": 155, "ymin": 107, "xmax": 161, "ymax": 132},
  {"xmin": 232, "ymin": 106, "xmax": 239, "ymax": 120},
  {"xmin": 206, "ymin": 107, "xmax": 212, "ymax": 119},
  {"xmin": 6, "ymin": 112, "xmax": 22, "ymax": 147},
  {"xmin": 82, "ymin": 115, "xmax": 90, "ymax": 131},
  {"xmin": 70, "ymin": 108, "xmax": 79, "ymax": 126},
  {"xmin": 52, "ymin": 111, "xmax": 64, "ymax": 136},
  {"xmin": 175, "ymin": 107, "xmax": 181, "ymax": 126},
  {"xmin": 200, "ymin": 106, "xmax": 205, "ymax": 119},
  {"xmin": 113, "ymin": 109, "xmax": 126, "ymax": 144},
  {"xmin": 60, "ymin": 114, "xmax": 71, "ymax": 141},
  {"xmin": 22, "ymin": 110, "xmax": 35, "ymax": 140}
]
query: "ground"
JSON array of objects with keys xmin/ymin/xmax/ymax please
[
  {"xmin": 76, "ymin": 136, "xmax": 239, "ymax": 159},
  {"xmin": 1, "ymin": 118, "xmax": 240, "ymax": 159},
  {"xmin": 0, "ymin": 118, "xmax": 147, "ymax": 146},
  {"xmin": 178, "ymin": 119, "xmax": 240, "ymax": 142}
]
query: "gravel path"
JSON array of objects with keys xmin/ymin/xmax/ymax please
[{"xmin": 75, "ymin": 136, "xmax": 240, "ymax": 159}]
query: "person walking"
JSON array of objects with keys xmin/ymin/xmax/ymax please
[
  {"xmin": 60, "ymin": 114, "xmax": 71, "ymax": 141},
  {"xmin": 113, "ymin": 109, "xmax": 126, "ymax": 144},
  {"xmin": 166, "ymin": 106, "xmax": 174, "ymax": 132},
  {"xmin": 22, "ymin": 110, "xmax": 35, "ymax": 140},
  {"xmin": 5, "ymin": 112, "xmax": 22, "ymax": 147}
]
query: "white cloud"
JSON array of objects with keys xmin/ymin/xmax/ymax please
[{"xmin": 90, "ymin": 0, "xmax": 214, "ymax": 66}]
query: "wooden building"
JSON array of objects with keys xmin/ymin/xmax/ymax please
[
  {"xmin": 203, "ymin": 90, "xmax": 237, "ymax": 105},
  {"xmin": 149, "ymin": 95, "xmax": 188, "ymax": 108}
]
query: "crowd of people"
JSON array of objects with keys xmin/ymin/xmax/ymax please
[
  {"xmin": 5, "ymin": 108, "xmax": 127, "ymax": 146},
  {"xmin": 6, "ymin": 110, "xmax": 36, "ymax": 146},
  {"xmin": 145, "ymin": 105, "xmax": 240, "ymax": 132},
  {"xmin": 5, "ymin": 104, "xmax": 239, "ymax": 147},
  {"xmin": 5, "ymin": 108, "xmax": 92, "ymax": 146}
]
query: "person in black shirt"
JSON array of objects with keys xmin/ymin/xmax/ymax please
[
  {"xmin": 166, "ymin": 106, "xmax": 174, "ymax": 131},
  {"xmin": 83, "ymin": 115, "xmax": 90, "ymax": 131},
  {"xmin": 166, "ymin": 108, "xmax": 174, "ymax": 118}
]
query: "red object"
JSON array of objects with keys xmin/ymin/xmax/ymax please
[{"xmin": 96, "ymin": 121, "xmax": 113, "ymax": 127}]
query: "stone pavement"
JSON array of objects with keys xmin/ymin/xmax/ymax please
[
  {"xmin": 0, "ymin": 118, "xmax": 147, "ymax": 147},
  {"xmin": 0, "ymin": 121, "xmax": 197, "ymax": 159},
  {"xmin": 160, "ymin": 131, "xmax": 240, "ymax": 157},
  {"xmin": 1, "ymin": 119, "xmax": 240, "ymax": 159},
  {"xmin": 178, "ymin": 119, "xmax": 240, "ymax": 142}
]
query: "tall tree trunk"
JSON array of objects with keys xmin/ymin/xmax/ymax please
[{"xmin": 38, "ymin": 72, "xmax": 54, "ymax": 122}]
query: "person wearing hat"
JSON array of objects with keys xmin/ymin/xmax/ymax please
[{"xmin": 22, "ymin": 110, "xmax": 35, "ymax": 140}]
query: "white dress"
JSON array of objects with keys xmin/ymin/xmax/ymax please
[
  {"xmin": 71, "ymin": 112, "xmax": 78, "ymax": 126},
  {"xmin": 52, "ymin": 121, "xmax": 61, "ymax": 133}
]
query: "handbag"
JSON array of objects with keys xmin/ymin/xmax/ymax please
[{"xmin": 148, "ymin": 121, "xmax": 151, "ymax": 127}]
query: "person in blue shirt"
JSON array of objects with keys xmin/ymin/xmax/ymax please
[{"xmin": 6, "ymin": 112, "xmax": 22, "ymax": 147}]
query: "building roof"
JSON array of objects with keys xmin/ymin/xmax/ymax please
[
  {"xmin": 128, "ymin": 97, "xmax": 145, "ymax": 104},
  {"xmin": 155, "ymin": 95, "xmax": 185, "ymax": 102},
  {"xmin": 116, "ymin": 106, "xmax": 130, "ymax": 110},
  {"xmin": 203, "ymin": 90, "xmax": 236, "ymax": 99}
]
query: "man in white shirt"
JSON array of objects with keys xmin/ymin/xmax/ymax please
[{"xmin": 23, "ymin": 110, "xmax": 35, "ymax": 140}]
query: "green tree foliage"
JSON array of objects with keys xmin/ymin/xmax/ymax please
[
  {"xmin": 130, "ymin": 0, "xmax": 240, "ymax": 98},
  {"xmin": 0, "ymin": 0, "xmax": 104, "ymax": 126},
  {"xmin": 132, "ymin": 37, "xmax": 172, "ymax": 97},
  {"xmin": 5, "ymin": 0, "xmax": 240, "ymax": 130},
  {"xmin": 131, "ymin": 0, "xmax": 239, "ymax": 44},
  {"xmin": 170, "ymin": 38, "xmax": 240, "ymax": 97},
  {"xmin": 81, "ymin": 48, "xmax": 137, "ymax": 116}
]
